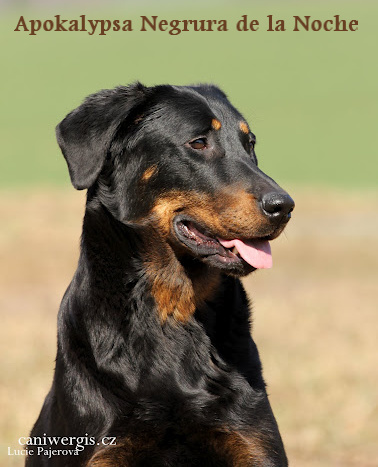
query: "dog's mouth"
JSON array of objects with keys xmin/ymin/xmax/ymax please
[{"xmin": 173, "ymin": 217, "xmax": 278, "ymax": 275}]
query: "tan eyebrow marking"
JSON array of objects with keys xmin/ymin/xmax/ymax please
[
  {"xmin": 240, "ymin": 122, "xmax": 250, "ymax": 134},
  {"xmin": 211, "ymin": 118, "xmax": 222, "ymax": 131},
  {"xmin": 141, "ymin": 166, "xmax": 157, "ymax": 182}
]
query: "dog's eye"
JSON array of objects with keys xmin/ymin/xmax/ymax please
[
  {"xmin": 189, "ymin": 138, "xmax": 207, "ymax": 150},
  {"xmin": 249, "ymin": 138, "xmax": 255, "ymax": 151}
]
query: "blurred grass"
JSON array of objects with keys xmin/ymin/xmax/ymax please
[{"xmin": 1, "ymin": 1, "xmax": 378, "ymax": 188}]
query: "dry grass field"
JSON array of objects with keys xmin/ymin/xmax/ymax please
[{"xmin": 0, "ymin": 187, "xmax": 377, "ymax": 466}]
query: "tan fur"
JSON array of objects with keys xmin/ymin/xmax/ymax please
[
  {"xmin": 86, "ymin": 437, "xmax": 151, "ymax": 467},
  {"xmin": 240, "ymin": 121, "xmax": 250, "ymax": 134},
  {"xmin": 151, "ymin": 189, "xmax": 267, "ymax": 240},
  {"xmin": 86, "ymin": 430, "xmax": 267, "ymax": 466},
  {"xmin": 141, "ymin": 165, "xmax": 157, "ymax": 182},
  {"xmin": 204, "ymin": 429, "xmax": 268, "ymax": 466},
  {"xmin": 143, "ymin": 234, "xmax": 221, "ymax": 323},
  {"xmin": 211, "ymin": 118, "xmax": 222, "ymax": 130},
  {"xmin": 137, "ymin": 188, "xmax": 268, "ymax": 323}
]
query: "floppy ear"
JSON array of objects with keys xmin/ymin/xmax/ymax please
[{"xmin": 56, "ymin": 82, "xmax": 147, "ymax": 190}]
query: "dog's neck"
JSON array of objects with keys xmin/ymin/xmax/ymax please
[{"xmin": 57, "ymin": 199, "xmax": 234, "ymax": 395}]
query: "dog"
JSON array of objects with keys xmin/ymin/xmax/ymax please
[{"xmin": 26, "ymin": 83, "xmax": 294, "ymax": 466}]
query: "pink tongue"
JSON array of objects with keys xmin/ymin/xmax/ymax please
[{"xmin": 218, "ymin": 238, "xmax": 272, "ymax": 269}]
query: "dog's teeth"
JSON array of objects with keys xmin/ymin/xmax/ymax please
[
  {"xmin": 232, "ymin": 246, "xmax": 238, "ymax": 255},
  {"xmin": 183, "ymin": 224, "xmax": 195, "ymax": 238}
]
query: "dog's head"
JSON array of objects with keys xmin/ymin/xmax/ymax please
[{"xmin": 57, "ymin": 83, "xmax": 294, "ymax": 278}]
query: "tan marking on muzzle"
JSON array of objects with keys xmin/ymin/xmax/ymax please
[
  {"xmin": 141, "ymin": 188, "xmax": 270, "ymax": 323},
  {"xmin": 151, "ymin": 189, "xmax": 267, "ymax": 240}
]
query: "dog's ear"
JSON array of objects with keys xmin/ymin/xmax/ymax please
[{"xmin": 56, "ymin": 83, "xmax": 147, "ymax": 190}]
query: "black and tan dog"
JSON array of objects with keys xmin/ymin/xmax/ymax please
[{"xmin": 27, "ymin": 83, "xmax": 294, "ymax": 466}]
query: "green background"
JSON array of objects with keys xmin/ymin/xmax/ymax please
[{"xmin": 1, "ymin": 1, "xmax": 377, "ymax": 188}]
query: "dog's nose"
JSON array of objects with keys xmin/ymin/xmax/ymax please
[{"xmin": 261, "ymin": 192, "xmax": 295, "ymax": 220}]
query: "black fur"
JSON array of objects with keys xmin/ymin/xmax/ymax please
[{"xmin": 26, "ymin": 83, "xmax": 294, "ymax": 466}]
